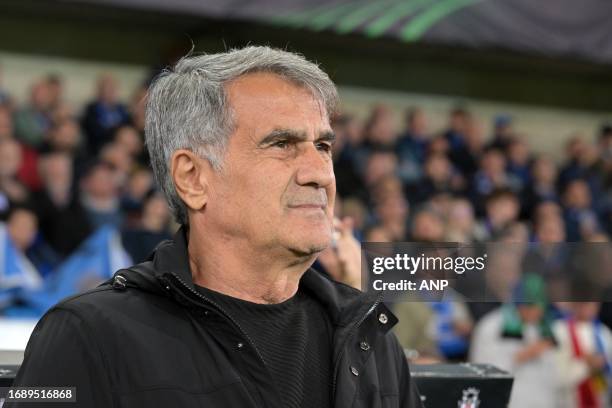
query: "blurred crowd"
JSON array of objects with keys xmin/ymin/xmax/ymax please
[
  {"xmin": 325, "ymin": 105, "xmax": 612, "ymax": 407},
  {"xmin": 0, "ymin": 73, "xmax": 170, "ymax": 277},
  {"xmin": 1, "ymin": 71, "xmax": 612, "ymax": 408}
]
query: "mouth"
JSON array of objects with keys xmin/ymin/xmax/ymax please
[{"xmin": 288, "ymin": 204, "xmax": 326, "ymax": 210}]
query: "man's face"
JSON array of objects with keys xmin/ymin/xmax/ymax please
[{"xmin": 205, "ymin": 73, "xmax": 336, "ymax": 257}]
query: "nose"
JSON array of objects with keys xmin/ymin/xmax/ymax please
[{"xmin": 294, "ymin": 142, "xmax": 335, "ymax": 188}]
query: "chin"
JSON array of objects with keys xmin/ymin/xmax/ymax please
[{"xmin": 286, "ymin": 230, "xmax": 332, "ymax": 257}]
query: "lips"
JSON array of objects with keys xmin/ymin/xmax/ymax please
[{"xmin": 288, "ymin": 204, "xmax": 325, "ymax": 209}]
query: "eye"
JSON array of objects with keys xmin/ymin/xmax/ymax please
[
  {"xmin": 316, "ymin": 142, "xmax": 333, "ymax": 153},
  {"xmin": 272, "ymin": 140, "xmax": 290, "ymax": 149}
]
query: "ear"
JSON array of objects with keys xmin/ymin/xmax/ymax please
[{"xmin": 170, "ymin": 149, "xmax": 211, "ymax": 213}]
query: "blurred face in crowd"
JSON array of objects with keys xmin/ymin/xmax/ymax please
[
  {"xmin": 83, "ymin": 164, "xmax": 118, "ymax": 200},
  {"xmin": 428, "ymin": 135, "xmax": 449, "ymax": 155},
  {"xmin": 50, "ymin": 120, "xmax": 80, "ymax": 152},
  {"xmin": 449, "ymin": 110, "xmax": 469, "ymax": 133},
  {"xmin": 481, "ymin": 149, "xmax": 506, "ymax": 177},
  {"xmin": 142, "ymin": 194, "xmax": 170, "ymax": 232},
  {"xmin": 0, "ymin": 106, "xmax": 13, "ymax": 139},
  {"xmin": 30, "ymin": 81, "xmax": 52, "ymax": 111},
  {"xmin": 507, "ymin": 137, "xmax": 529, "ymax": 165},
  {"xmin": 341, "ymin": 198, "xmax": 367, "ymax": 231},
  {"xmin": 535, "ymin": 216, "xmax": 565, "ymax": 243},
  {"xmin": 464, "ymin": 118, "xmax": 484, "ymax": 151},
  {"xmin": 130, "ymin": 86, "xmax": 147, "ymax": 131},
  {"xmin": 40, "ymin": 153, "xmax": 72, "ymax": 192},
  {"xmin": 448, "ymin": 199, "xmax": 475, "ymax": 233},
  {"xmin": 411, "ymin": 210, "xmax": 444, "ymax": 242},
  {"xmin": 376, "ymin": 193, "xmax": 408, "ymax": 226},
  {"xmin": 572, "ymin": 302, "xmax": 600, "ymax": 322},
  {"xmin": 578, "ymin": 143, "xmax": 599, "ymax": 166},
  {"xmin": 127, "ymin": 169, "xmax": 153, "ymax": 200},
  {"xmin": 7, "ymin": 209, "xmax": 38, "ymax": 251},
  {"xmin": 500, "ymin": 222, "xmax": 529, "ymax": 244},
  {"xmin": 517, "ymin": 304, "xmax": 544, "ymax": 325},
  {"xmin": 101, "ymin": 142, "xmax": 133, "ymax": 177},
  {"xmin": 566, "ymin": 136, "xmax": 586, "ymax": 161},
  {"xmin": 563, "ymin": 179, "xmax": 591, "ymax": 209},
  {"xmin": 372, "ymin": 176, "xmax": 403, "ymax": 203},
  {"xmin": 486, "ymin": 194, "xmax": 519, "ymax": 228},
  {"xmin": 114, "ymin": 126, "xmax": 143, "ymax": 157},
  {"xmin": 0, "ymin": 139, "xmax": 22, "ymax": 178},
  {"xmin": 365, "ymin": 226, "xmax": 392, "ymax": 242},
  {"xmin": 367, "ymin": 105, "xmax": 396, "ymax": 146},
  {"xmin": 534, "ymin": 201, "xmax": 562, "ymax": 221},
  {"xmin": 365, "ymin": 151, "xmax": 397, "ymax": 186},
  {"xmin": 46, "ymin": 76, "xmax": 63, "ymax": 106},
  {"xmin": 184, "ymin": 73, "xmax": 336, "ymax": 257},
  {"xmin": 424, "ymin": 154, "xmax": 451, "ymax": 183},
  {"xmin": 531, "ymin": 155, "xmax": 557, "ymax": 185},
  {"xmin": 407, "ymin": 108, "xmax": 427, "ymax": 136},
  {"xmin": 97, "ymin": 74, "xmax": 119, "ymax": 105}
]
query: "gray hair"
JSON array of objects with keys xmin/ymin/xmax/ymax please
[{"xmin": 145, "ymin": 46, "xmax": 339, "ymax": 225}]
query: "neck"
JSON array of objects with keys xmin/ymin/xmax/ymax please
[{"xmin": 187, "ymin": 225, "xmax": 315, "ymax": 304}]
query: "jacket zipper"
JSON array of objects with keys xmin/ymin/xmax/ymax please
[
  {"xmin": 331, "ymin": 293, "xmax": 383, "ymax": 399},
  {"xmin": 163, "ymin": 272, "xmax": 269, "ymax": 370},
  {"xmin": 161, "ymin": 271, "xmax": 382, "ymax": 404}
]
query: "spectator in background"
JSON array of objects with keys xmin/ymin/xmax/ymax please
[
  {"xmin": 113, "ymin": 124, "xmax": 146, "ymax": 165},
  {"xmin": 487, "ymin": 114, "xmax": 515, "ymax": 152},
  {"xmin": 450, "ymin": 116, "xmax": 485, "ymax": 176},
  {"xmin": 0, "ymin": 138, "xmax": 29, "ymax": 206},
  {"xmin": 396, "ymin": 107, "xmax": 429, "ymax": 183},
  {"xmin": 522, "ymin": 154, "xmax": 559, "ymax": 218},
  {"xmin": 332, "ymin": 114, "xmax": 366, "ymax": 199},
  {"xmin": 81, "ymin": 74, "xmax": 130, "ymax": 155},
  {"xmin": 444, "ymin": 198, "xmax": 484, "ymax": 242},
  {"xmin": 362, "ymin": 104, "xmax": 397, "ymax": 151},
  {"xmin": 444, "ymin": 107, "xmax": 470, "ymax": 152},
  {"xmin": 0, "ymin": 105, "xmax": 41, "ymax": 192},
  {"xmin": 121, "ymin": 167, "xmax": 154, "ymax": 216},
  {"xmin": 45, "ymin": 74, "xmax": 64, "ymax": 111},
  {"xmin": 408, "ymin": 153, "xmax": 463, "ymax": 205},
  {"xmin": 506, "ymin": 136, "xmax": 532, "ymax": 190},
  {"xmin": 121, "ymin": 192, "xmax": 171, "ymax": 263},
  {"xmin": 360, "ymin": 149, "xmax": 398, "ymax": 204},
  {"xmin": 32, "ymin": 152, "xmax": 92, "ymax": 258},
  {"xmin": 372, "ymin": 191, "xmax": 409, "ymax": 241},
  {"xmin": 79, "ymin": 161, "xmax": 122, "ymax": 230},
  {"xmin": 562, "ymin": 179, "xmax": 601, "ymax": 241},
  {"xmin": 472, "ymin": 148, "xmax": 522, "ymax": 214},
  {"xmin": 7, "ymin": 206, "xmax": 39, "ymax": 256},
  {"xmin": 13, "ymin": 81, "xmax": 52, "ymax": 148},
  {"xmin": 557, "ymin": 135, "xmax": 604, "ymax": 197},
  {"xmin": 410, "ymin": 207, "xmax": 445, "ymax": 242},
  {"xmin": 6, "ymin": 205, "xmax": 58, "ymax": 275},
  {"xmin": 470, "ymin": 274, "xmax": 560, "ymax": 408},
  {"xmin": 99, "ymin": 142, "xmax": 133, "ymax": 187},
  {"xmin": 128, "ymin": 85, "xmax": 147, "ymax": 137},
  {"xmin": 339, "ymin": 197, "xmax": 367, "ymax": 240},
  {"xmin": 479, "ymin": 189, "xmax": 521, "ymax": 239},
  {"xmin": 553, "ymin": 301, "xmax": 612, "ymax": 408},
  {"xmin": 0, "ymin": 65, "xmax": 12, "ymax": 107},
  {"xmin": 0, "ymin": 103, "xmax": 12, "ymax": 139}
]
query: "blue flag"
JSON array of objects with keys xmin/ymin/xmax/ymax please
[
  {"xmin": 0, "ymin": 224, "xmax": 43, "ymax": 309},
  {"xmin": 18, "ymin": 226, "xmax": 132, "ymax": 316}
]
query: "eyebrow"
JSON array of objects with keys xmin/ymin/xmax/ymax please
[{"xmin": 258, "ymin": 128, "xmax": 336, "ymax": 146}]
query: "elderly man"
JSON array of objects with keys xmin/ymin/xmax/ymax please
[{"xmin": 9, "ymin": 47, "xmax": 422, "ymax": 408}]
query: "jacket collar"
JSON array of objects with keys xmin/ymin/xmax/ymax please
[{"xmin": 146, "ymin": 225, "xmax": 383, "ymax": 327}]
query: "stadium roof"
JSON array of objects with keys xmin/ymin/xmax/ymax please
[{"xmin": 74, "ymin": 0, "xmax": 612, "ymax": 65}]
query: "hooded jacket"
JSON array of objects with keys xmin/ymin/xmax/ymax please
[{"xmin": 8, "ymin": 227, "xmax": 423, "ymax": 408}]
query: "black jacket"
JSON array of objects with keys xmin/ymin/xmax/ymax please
[{"xmin": 9, "ymin": 228, "xmax": 423, "ymax": 408}]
